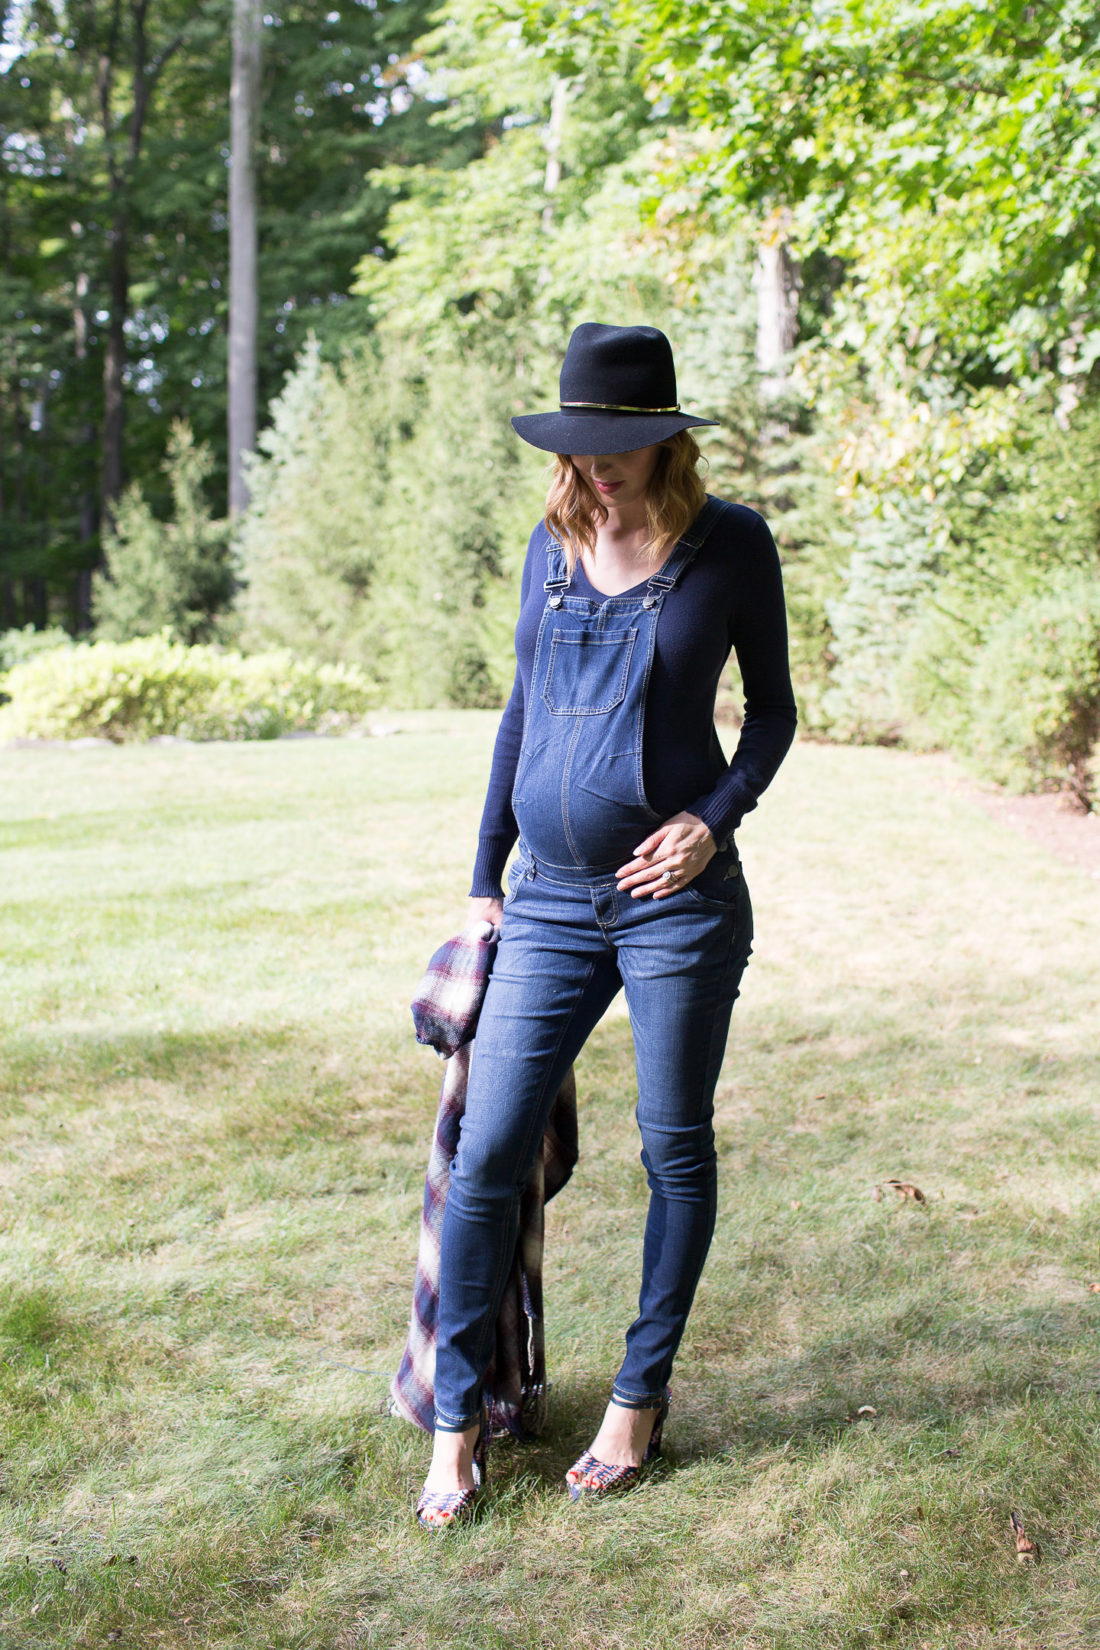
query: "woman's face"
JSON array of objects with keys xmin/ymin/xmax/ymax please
[{"xmin": 570, "ymin": 444, "xmax": 663, "ymax": 509}]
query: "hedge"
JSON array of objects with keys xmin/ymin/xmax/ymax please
[{"xmin": 0, "ymin": 634, "xmax": 378, "ymax": 743}]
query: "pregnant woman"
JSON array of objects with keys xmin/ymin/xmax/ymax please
[{"xmin": 415, "ymin": 322, "xmax": 797, "ymax": 1528}]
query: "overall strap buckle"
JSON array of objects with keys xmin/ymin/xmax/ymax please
[
  {"xmin": 543, "ymin": 536, "xmax": 571, "ymax": 609},
  {"xmin": 643, "ymin": 496, "xmax": 729, "ymax": 604}
]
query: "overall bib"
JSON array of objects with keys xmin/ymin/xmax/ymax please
[
  {"xmin": 433, "ymin": 499, "xmax": 754, "ymax": 1432},
  {"xmin": 513, "ymin": 495, "xmax": 729, "ymax": 876}
]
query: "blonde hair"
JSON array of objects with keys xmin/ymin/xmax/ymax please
[{"xmin": 544, "ymin": 431, "xmax": 708, "ymax": 573}]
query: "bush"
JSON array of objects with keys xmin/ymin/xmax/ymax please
[
  {"xmin": 966, "ymin": 570, "xmax": 1100, "ymax": 806},
  {"xmin": 820, "ymin": 500, "xmax": 943, "ymax": 743},
  {"xmin": 0, "ymin": 625, "xmax": 73, "ymax": 678},
  {"xmin": 0, "ymin": 634, "xmax": 377, "ymax": 744}
]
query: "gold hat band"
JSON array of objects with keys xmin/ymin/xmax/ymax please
[{"xmin": 559, "ymin": 400, "xmax": 682, "ymax": 413}]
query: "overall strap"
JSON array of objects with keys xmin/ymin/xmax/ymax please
[
  {"xmin": 542, "ymin": 529, "xmax": 571, "ymax": 608},
  {"xmin": 642, "ymin": 495, "xmax": 728, "ymax": 607}
]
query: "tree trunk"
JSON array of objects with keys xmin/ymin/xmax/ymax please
[
  {"xmin": 73, "ymin": 264, "xmax": 98, "ymax": 630},
  {"xmin": 229, "ymin": 0, "xmax": 261, "ymax": 517},
  {"xmin": 754, "ymin": 207, "xmax": 799, "ymax": 404},
  {"xmin": 541, "ymin": 77, "xmax": 570, "ymax": 233},
  {"xmin": 100, "ymin": 211, "xmax": 129, "ymax": 524}
]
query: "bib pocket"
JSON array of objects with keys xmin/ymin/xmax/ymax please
[{"xmin": 543, "ymin": 627, "xmax": 637, "ymax": 717}]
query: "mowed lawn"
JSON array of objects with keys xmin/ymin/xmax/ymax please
[{"xmin": 1, "ymin": 717, "xmax": 1098, "ymax": 1650}]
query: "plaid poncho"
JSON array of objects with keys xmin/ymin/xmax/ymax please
[{"xmin": 389, "ymin": 920, "xmax": 578, "ymax": 1439}]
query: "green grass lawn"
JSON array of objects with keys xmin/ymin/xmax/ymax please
[{"xmin": 2, "ymin": 718, "xmax": 1098, "ymax": 1650}]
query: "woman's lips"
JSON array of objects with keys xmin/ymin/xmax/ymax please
[{"xmin": 594, "ymin": 480, "xmax": 622, "ymax": 494}]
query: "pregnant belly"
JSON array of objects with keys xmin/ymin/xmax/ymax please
[{"xmin": 512, "ymin": 731, "xmax": 659, "ymax": 870}]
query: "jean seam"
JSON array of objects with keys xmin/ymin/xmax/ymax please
[
  {"xmin": 611, "ymin": 1387, "xmax": 666, "ymax": 1409},
  {"xmin": 434, "ymin": 1407, "xmax": 481, "ymax": 1432}
]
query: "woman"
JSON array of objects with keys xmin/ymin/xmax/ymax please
[{"xmin": 416, "ymin": 322, "xmax": 797, "ymax": 1528}]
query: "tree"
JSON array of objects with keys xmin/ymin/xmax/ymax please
[
  {"xmin": 565, "ymin": 0, "xmax": 1100, "ymax": 390},
  {"xmin": 2, "ymin": 0, "xmax": 457, "ymax": 625},
  {"xmin": 93, "ymin": 419, "xmax": 232, "ymax": 643},
  {"xmin": 228, "ymin": 0, "xmax": 261, "ymax": 516}
]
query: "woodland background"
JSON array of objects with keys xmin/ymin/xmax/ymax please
[{"xmin": 3, "ymin": 0, "xmax": 1100, "ymax": 802}]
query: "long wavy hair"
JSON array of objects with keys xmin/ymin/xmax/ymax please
[{"xmin": 543, "ymin": 431, "xmax": 707, "ymax": 573}]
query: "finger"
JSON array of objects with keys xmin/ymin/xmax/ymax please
[
  {"xmin": 615, "ymin": 855, "xmax": 655, "ymax": 880},
  {"xmin": 632, "ymin": 862, "xmax": 689, "ymax": 898},
  {"xmin": 618, "ymin": 853, "xmax": 685, "ymax": 887},
  {"xmin": 630, "ymin": 827, "xmax": 670, "ymax": 861}
]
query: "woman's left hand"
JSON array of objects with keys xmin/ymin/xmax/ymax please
[{"xmin": 616, "ymin": 812, "xmax": 717, "ymax": 899}]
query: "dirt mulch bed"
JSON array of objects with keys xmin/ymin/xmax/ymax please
[{"xmin": 943, "ymin": 760, "xmax": 1100, "ymax": 880}]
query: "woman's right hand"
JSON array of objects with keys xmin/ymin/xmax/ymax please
[{"xmin": 469, "ymin": 896, "xmax": 504, "ymax": 928}]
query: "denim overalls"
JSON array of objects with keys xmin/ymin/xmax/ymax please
[{"xmin": 433, "ymin": 500, "xmax": 754, "ymax": 1432}]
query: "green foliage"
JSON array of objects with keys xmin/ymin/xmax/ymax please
[
  {"xmin": 595, "ymin": 0, "xmax": 1100, "ymax": 387},
  {"xmin": 821, "ymin": 500, "xmax": 943, "ymax": 744},
  {"xmin": 353, "ymin": 0, "xmax": 663, "ymax": 353},
  {"xmin": 93, "ymin": 422, "xmax": 235, "ymax": 646},
  {"xmin": 1, "ymin": 0, "xmax": 463, "ymax": 618},
  {"xmin": 0, "ymin": 634, "xmax": 376, "ymax": 743},
  {"xmin": 805, "ymin": 391, "xmax": 1100, "ymax": 799},
  {"xmin": 236, "ymin": 334, "xmax": 548, "ymax": 707},
  {"xmin": 967, "ymin": 571, "xmax": 1100, "ymax": 802},
  {"xmin": 0, "ymin": 625, "xmax": 73, "ymax": 676}
]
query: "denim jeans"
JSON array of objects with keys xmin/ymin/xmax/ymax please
[{"xmin": 433, "ymin": 842, "xmax": 753, "ymax": 1430}]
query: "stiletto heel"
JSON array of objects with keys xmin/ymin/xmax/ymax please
[
  {"xmin": 416, "ymin": 1407, "xmax": 488, "ymax": 1531},
  {"xmin": 644, "ymin": 1387, "xmax": 669, "ymax": 1460},
  {"xmin": 565, "ymin": 1387, "xmax": 670, "ymax": 1500}
]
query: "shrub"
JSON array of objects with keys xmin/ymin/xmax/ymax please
[
  {"xmin": 966, "ymin": 571, "xmax": 1100, "ymax": 806},
  {"xmin": 820, "ymin": 501, "xmax": 943, "ymax": 743},
  {"xmin": 93, "ymin": 421, "xmax": 235, "ymax": 646},
  {"xmin": 0, "ymin": 625, "xmax": 73, "ymax": 678},
  {"xmin": 0, "ymin": 634, "xmax": 377, "ymax": 744}
]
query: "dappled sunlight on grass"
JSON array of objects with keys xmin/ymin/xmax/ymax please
[{"xmin": 2, "ymin": 725, "xmax": 1098, "ymax": 1647}]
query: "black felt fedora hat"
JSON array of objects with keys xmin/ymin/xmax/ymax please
[{"xmin": 511, "ymin": 322, "xmax": 719, "ymax": 456}]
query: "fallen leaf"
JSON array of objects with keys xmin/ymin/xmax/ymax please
[
  {"xmin": 1088, "ymin": 1283, "xmax": 1100, "ymax": 1294},
  {"xmin": 884, "ymin": 1178, "xmax": 926, "ymax": 1203},
  {"xmin": 790, "ymin": 1200, "xmax": 802, "ymax": 1209},
  {"xmin": 1010, "ymin": 1510, "xmax": 1040, "ymax": 1563},
  {"xmin": 857, "ymin": 1405, "xmax": 878, "ymax": 1417},
  {"xmin": 872, "ymin": 1184, "xmax": 883, "ymax": 1202}
]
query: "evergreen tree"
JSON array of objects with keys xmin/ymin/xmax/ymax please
[{"xmin": 93, "ymin": 421, "xmax": 233, "ymax": 645}]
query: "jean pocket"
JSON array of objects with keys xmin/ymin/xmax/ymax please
[
  {"xmin": 682, "ymin": 851, "xmax": 742, "ymax": 910},
  {"xmin": 502, "ymin": 853, "xmax": 529, "ymax": 907}
]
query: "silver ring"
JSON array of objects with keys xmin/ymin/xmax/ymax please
[{"xmin": 661, "ymin": 868, "xmax": 676, "ymax": 883}]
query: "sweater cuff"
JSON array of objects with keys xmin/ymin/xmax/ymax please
[
  {"xmin": 469, "ymin": 833, "xmax": 516, "ymax": 899},
  {"xmin": 687, "ymin": 772, "xmax": 760, "ymax": 851}
]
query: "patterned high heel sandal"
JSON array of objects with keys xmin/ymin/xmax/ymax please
[
  {"xmin": 416, "ymin": 1408, "xmax": 488, "ymax": 1531},
  {"xmin": 565, "ymin": 1388, "xmax": 670, "ymax": 1501}
]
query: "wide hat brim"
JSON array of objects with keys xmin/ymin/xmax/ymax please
[{"xmin": 511, "ymin": 409, "xmax": 719, "ymax": 457}]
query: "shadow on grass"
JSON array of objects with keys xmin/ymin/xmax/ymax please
[{"xmin": 0, "ymin": 1019, "xmax": 434, "ymax": 1126}]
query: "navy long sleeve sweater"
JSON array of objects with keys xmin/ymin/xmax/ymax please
[{"xmin": 469, "ymin": 497, "xmax": 797, "ymax": 898}]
